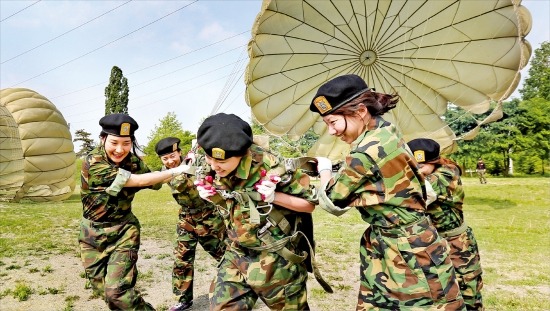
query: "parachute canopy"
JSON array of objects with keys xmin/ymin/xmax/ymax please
[
  {"xmin": 0, "ymin": 88, "xmax": 76, "ymax": 202},
  {"xmin": 246, "ymin": 0, "xmax": 532, "ymax": 160}
]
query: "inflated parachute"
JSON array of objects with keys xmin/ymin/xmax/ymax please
[
  {"xmin": 0, "ymin": 88, "xmax": 76, "ymax": 202},
  {"xmin": 246, "ymin": 0, "xmax": 532, "ymax": 161}
]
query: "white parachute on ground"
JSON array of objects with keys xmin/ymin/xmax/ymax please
[
  {"xmin": 0, "ymin": 88, "xmax": 76, "ymax": 202},
  {"xmin": 245, "ymin": 0, "xmax": 532, "ymax": 161}
]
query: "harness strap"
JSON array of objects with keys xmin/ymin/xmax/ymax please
[
  {"xmin": 251, "ymin": 208, "xmax": 334, "ymax": 293},
  {"xmin": 439, "ymin": 222, "xmax": 469, "ymax": 239},
  {"xmin": 213, "ymin": 159, "xmax": 334, "ymax": 293}
]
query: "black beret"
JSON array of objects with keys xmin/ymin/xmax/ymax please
[
  {"xmin": 310, "ymin": 74, "xmax": 370, "ymax": 116},
  {"xmin": 408, "ymin": 138, "xmax": 440, "ymax": 164},
  {"xmin": 197, "ymin": 113, "xmax": 252, "ymax": 160},
  {"xmin": 99, "ymin": 113, "xmax": 138, "ymax": 137},
  {"xmin": 155, "ymin": 137, "xmax": 180, "ymax": 156}
]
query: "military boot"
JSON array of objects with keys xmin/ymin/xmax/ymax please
[{"xmin": 168, "ymin": 300, "xmax": 193, "ymax": 311}]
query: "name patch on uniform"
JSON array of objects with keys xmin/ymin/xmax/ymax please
[
  {"xmin": 212, "ymin": 147, "xmax": 225, "ymax": 159},
  {"xmin": 414, "ymin": 150, "xmax": 425, "ymax": 163},
  {"xmin": 120, "ymin": 123, "xmax": 131, "ymax": 136},
  {"xmin": 313, "ymin": 96, "xmax": 332, "ymax": 114}
]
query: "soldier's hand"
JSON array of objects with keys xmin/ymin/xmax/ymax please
[
  {"xmin": 424, "ymin": 181, "xmax": 437, "ymax": 205},
  {"xmin": 255, "ymin": 180, "xmax": 276, "ymax": 203},
  {"xmin": 184, "ymin": 151, "xmax": 196, "ymax": 165},
  {"xmin": 169, "ymin": 164, "xmax": 192, "ymax": 177},
  {"xmin": 315, "ymin": 157, "xmax": 332, "ymax": 174},
  {"xmin": 194, "ymin": 180, "xmax": 217, "ymax": 201}
]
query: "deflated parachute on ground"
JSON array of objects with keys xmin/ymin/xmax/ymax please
[
  {"xmin": 0, "ymin": 88, "xmax": 76, "ymax": 202},
  {"xmin": 245, "ymin": 0, "xmax": 532, "ymax": 161}
]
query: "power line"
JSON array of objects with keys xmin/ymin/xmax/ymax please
[
  {"xmin": 56, "ymin": 45, "xmax": 246, "ymax": 110},
  {"xmin": 1, "ymin": 0, "xmax": 133, "ymax": 64},
  {"xmin": 0, "ymin": 0, "xmax": 41, "ymax": 23},
  {"xmin": 50, "ymin": 32, "xmax": 248, "ymax": 101},
  {"xmin": 7, "ymin": 0, "xmax": 199, "ymax": 87}
]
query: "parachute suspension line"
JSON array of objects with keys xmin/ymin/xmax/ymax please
[
  {"xmin": 210, "ymin": 47, "xmax": 248, "ymax": 115},
  {"xmin": 423, "ymin": 103, "xmax": 492, "ymax": 141}
]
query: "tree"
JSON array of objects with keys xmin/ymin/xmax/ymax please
[
  {"xmin": 104, "ymin": 66, "xmax": 129, "ymax": 115},
  {"xmin": 512, "ymin": 97, "xmax": 550, "ymax": 174},
  {"xmin": 251, "ymin": 118, "xmax": 319, "ymax": 158},
  {"xmin": 143, "ymin": 112, "xmax": 195, "ymax": 171},
  {"xmin": 446, "ymin": 100, "xmax": 521, "ymax": 176},
  {"xmin": 519, "ymin": 41, "xmax": 550, "ymax": 101},
  {"xmin": 73, "ymin": 129, "xmax": 96, "ymax": 157}
]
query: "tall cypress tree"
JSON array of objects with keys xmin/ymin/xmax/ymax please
[{"xmin": 104, "ymin": 66, "xmax": 129, "ymax": 115}]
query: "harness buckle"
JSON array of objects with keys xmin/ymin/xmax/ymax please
[
  {"xmin": 257, "ymin": 217, "xmax": 275, "ymax": 237},
  {"xmin": 256, "ymin": 202, "xmax": 273, "ymax": 216}
]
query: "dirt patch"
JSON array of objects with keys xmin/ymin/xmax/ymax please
[{"xmin": 0, "ymin": 239, "xmax": 282, "ymax": 310}]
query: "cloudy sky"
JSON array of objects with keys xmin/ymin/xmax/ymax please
[{"xmin": 1, "ymin": 0, "xmax": 548, "ymax": 146}]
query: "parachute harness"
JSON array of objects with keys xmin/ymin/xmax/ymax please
[
  {"xmin": 217, "ymin": 186, "xmax": 333, "ymax": 293},
  {"xmin": 193, "ymin": 155, "xmax": 333, "ymax": 293}
]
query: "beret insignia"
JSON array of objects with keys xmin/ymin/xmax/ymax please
[
  {"xmin": 414, "ymin": 150, "xmax": 425, "ymax": 163},
  {"xmin": 212, "ymin": 148, "xmax": 225, "ymax": 160},
  {"xmin": 313, "ymin": 96, "xmax": 332, "ymax": 114},
  {"xmin": 120, "ymin": 123, "xmax": 130, "ymax": 136}
]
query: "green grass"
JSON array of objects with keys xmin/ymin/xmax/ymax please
[
  {"xmin": 0, "ymin": 177, "xmax": 549, "ymax": 310},
  {"xmin": 11, "ymin": 281, "xmax": 33, "ymax": 301}
]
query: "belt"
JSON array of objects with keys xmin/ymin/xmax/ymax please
[
  {"xmin": 82, "ymin": 213, "xmax": 135, "ymax": 229},
  {"xmin": 180, "ymin": 207, "xmax": 203, "ymax": 215},
  {"xmin": 439, "ymin": 222, "xmax": 469, "ymax": 238},
  {"xmin": 374, "ymin": 216, "xmax": 431, "ymax": 238}
]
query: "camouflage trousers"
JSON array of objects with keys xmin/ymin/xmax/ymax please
[
  {"xmin": 173, "ymin": 208, "xmax": 227, "ymax": 303},
  {"xmin": 444, "ymin": 226, "xmax": 484, "ymax": 310},
  {"xmin": 357, "ymin": 217, "xmax": 465, "ymax": 311},
  {"xmin": 209, "ymin": 242, "xmax": 309, "ymax": 310},
  {"xmin": 476, "ymin": 170, "xmax": 487, "ymax": 184},
  {"xmin": 78, "ymin": 214, "xmax": 154, "ymax": 311}
]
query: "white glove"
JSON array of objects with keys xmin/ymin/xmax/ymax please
[
  {"xmin": 424, "ymin": 181, "xmax": 437, "ymax": 206},
  {"xmin": 184, "ymin": 151, "xmax": 196, "ymax": 165},
  {"xmin": 256, "ymin": 180, "xmax": 276, "ymax": 203},
  {"xmin": 315, "ymin": 157, "xmax": 332, "ymax": 173},
  {"xmin": 169, "ymin": 164, "xmax": 192, "ymax": 177},
  {"xmin": 194, "ymin": 180, "xmax": 217, "ymax": 201}
]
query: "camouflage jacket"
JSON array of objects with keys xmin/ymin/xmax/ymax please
[
  {"xmin": 319, "ymin": 117, "xmax": 426, "ymax": 227},
  {"xmin": 210, "ymin": 145, "xmax": 318, "ymax": 248},
  {"xmin": 165, "ymin": 155, "xmax": 215, "ymax": 213},
  {"xmin": 425, "ymin": 162, "xmax": 465, "ymax": 232},
  {"xmin": 80, "ymin": 146, "xmax": 159, "ymax": 222}
]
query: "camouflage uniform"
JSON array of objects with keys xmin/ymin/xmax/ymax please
[
  {"xmin": 166, "ymin": 156, "xmax": 227, "ymax": 304},
  {"xmin": 79, "ymin": 146, "xmax": 160, "ymax": 311},
  {"xmin": 207, "ymin": 145, "xmax": 318, "ymax": 311},
  {"xmin": 317, "ymin": 118, "xmax": 465, "ymax": 310},
  {"xmin": 425, "ymin": 162, "xmax": 483, "ymax": 310}
]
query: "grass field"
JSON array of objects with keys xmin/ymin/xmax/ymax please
[{"xmin": 0, "ymin": 177, "xmax": 549, "ymax": 310}]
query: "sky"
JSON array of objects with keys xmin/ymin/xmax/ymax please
[{"xmin": 1, "ymin": 0, "xmax": 549, "ymax": 148}]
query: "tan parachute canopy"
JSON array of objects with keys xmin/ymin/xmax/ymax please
[
  {"xmin": 0, "ymin": 88, "xmax": 76, "ymax": 202},
  {"xmin": 245, "ymin": 0, "xmax": 532, "ymax": 161}
]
